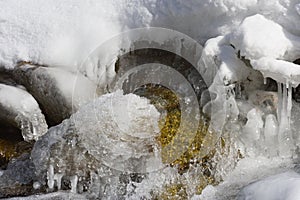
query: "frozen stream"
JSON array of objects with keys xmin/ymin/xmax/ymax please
[{"xmin": 1, "ymin": 0, "xmax": 300, "ymax": 199}]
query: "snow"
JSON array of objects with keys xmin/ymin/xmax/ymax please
[
  {"xmin": 0, "ymin": 0, "xmax": 121, "ymax": 69},
  {"xmin": 2, "ymin": 0, "xmax": 300, "ymax": 199},
  {"xmin": 238, "ymin": 171, "xmax": 300, "ymax": 200},
  {"xmin": 230, "ymin": 14, "xmax": 293, "ymax": 60},
  {"xmin": 0, "ymin": 84, "xmax": 36, "ymax": 112},
  {"xmin": 1, "ymin": 0, "xmax": 300, "ymax": 70},
  {"xmin": 192, "ymin": 157, "xmax": 295, "ymax": 200},
  {"xmin": 0, "ymin": 83, "xmax": 47, "ymax": 141},
  {"xmin": 251, "ymin": 58, "xmax": 300, "ymax": 87}
]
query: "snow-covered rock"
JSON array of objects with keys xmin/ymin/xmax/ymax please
[
  {"xmin": 13, "ymin": 64, "xmax": 97, "ymax": 126},
  {"xmin": 0, "ymin": 83, "xmax": 47, "ymax": 141}
]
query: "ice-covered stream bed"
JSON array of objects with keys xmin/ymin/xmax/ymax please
[{"xmin": 1, "ymin": 0, "xmax": 300, "ymax": 199}]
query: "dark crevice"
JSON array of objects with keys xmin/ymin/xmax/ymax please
[
  {"xmin": 0, "ymin": 122, "xmax": 24, "ymax": 169},
  {"xmin": 293, "ymin": 59, "xmax": 300, "ymax": 102},
  {"xmin": 114, "ymin": 48, "xmax": 208, "ymax": 104}
]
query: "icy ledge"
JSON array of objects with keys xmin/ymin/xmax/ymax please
[{"xmin": 0, "ymin": 83, "xmax": 47, "ymax": 141}]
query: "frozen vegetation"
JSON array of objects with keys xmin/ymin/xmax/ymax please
[{"xmin": 1, "ymin": 0, "xmax": 300, "ymax": 199}]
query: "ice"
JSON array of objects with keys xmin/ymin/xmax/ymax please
[
  {"xmin": 31, "ymin": 90, "xmax": 163, "ymax": 198},
  {"xmin": 70, "ymin": 175, "xmax": 78, "ymax": 193},
  {"xmin": 0, "ymin": 83, "xmax": 48, "ymax": 141},
  {"xmin": 2, "ymin": 0, "xmax": 300, "ymax": 199},
  {"xmin": 240, "ymin": 108, "xmax": 264, "ymax": 156},
  {"xmin": 53, "ymin": 173, "xmax": 63, "ymax": 190},
  {"xmin": 47, "ymin": 165, "xmax": 54, "ymax": 190},
  {"xmin": 264, "ymin": 114, "xmax": 279, "ymax": 156},
  {"xmin": 75, "ymin": 90, "xmax": 162, "ymax": 173}
]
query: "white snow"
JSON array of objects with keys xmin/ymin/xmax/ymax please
[
  {"xmin": 0, "ymin": 0, "xmax": 121, "ymax": 69},
  {"xmin": 251, "ymin": 58, "xmax": 300, "ymax": 87},
  {"xmin": 230, "ymin": 14, "xmax": 293, "ymax": 60},
  {"xmin": 238, "ymin": 171, "xmax": 300, "ymax": 200},
  {"xmin": 1, "ymin": 0, "xmax": 300, "ymax": 71},
  {"xmin": 0, "ymin": 84, "xmax": 39, "ymax": 112},
  {"xmin": 0, "ymin": 83, "xmax": 48, "ymax": 141}
]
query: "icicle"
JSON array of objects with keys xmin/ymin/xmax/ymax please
[
  {"xmin": 242, "ymin": 108, "xmax": 264, "ymax": 156},
  {"xmin": 70, "ymin": 175, "xmax": 78, "ymax": 193},
  {"xmin": 264, "ymin": 114, "xmax": 278, "ymax": 157},
  {"xmin": 277, "ymin": 81, "xmax": 294, "ymax": 156},
  {"xmin": 54, "ymin": 173, "xmax": 64, "ymax": 190},
  {"xmin": 264, "ymin": 77, "xmax": 267, "ymax": 85},
  {"xmin": 287, "ymin": 82, "xmax": 292, "ymax": 127},
  {"xmin": 277, "ymin": 83, "xmax": 282, "ymax": 123},
  {"xmin": 278, "ymin": 82, "xmax": 291, "ymax": 134},
  {"xmin": 47, "ymin": 165, "xmax": 54, "ymax": 190}
]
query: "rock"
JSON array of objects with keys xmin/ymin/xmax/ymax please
[
  {"xmin": 0, "ymin": 83, "xmax": 48, "ymax": 141},
  {"xmin": 0, "ymin": 153, "xmax": 36, "ymax": 198},
  {"xmin": 12, "ymin": 64, "xmax": 97, "ymax": 126},
  {"xmin": 6, "ymin": 191, "xmax": 86, "ymax": 200}
]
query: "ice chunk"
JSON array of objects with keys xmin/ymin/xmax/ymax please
[
  {"xmin": 75, "ymin": 90, "xmax": 162, "ymax": 173},
  {"xmin": 31, "ymin": 90, "xmax": 162, "ymax": 198}
]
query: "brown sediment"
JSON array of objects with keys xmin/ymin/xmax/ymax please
[
  {"xmin": 135, "ymin": 84, "xmax": 219, "ymax": 196},
  {"xmin": 0, "ymin": 123, "xmax": 32, "ymax": 169}
]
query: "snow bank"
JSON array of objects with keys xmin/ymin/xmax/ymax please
[
  {"xmin": 0, "ymin": 0, "xmax": 121, "ymax": 69},
  {"xmin": 1, "ymin": 0, "xmax": 300, "ymax": 71}
]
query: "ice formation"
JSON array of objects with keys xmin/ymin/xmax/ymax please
[
  {"xmin": 31, "ymin": 91, "xmax": 163, "ymax": 198},
  {"xmin": 1, "ymin": 0, "xmax": 300, "ymax": 199},
  {"xmin": 0, "ymin": 83, "xmax": 47, "ymax": 141}
]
